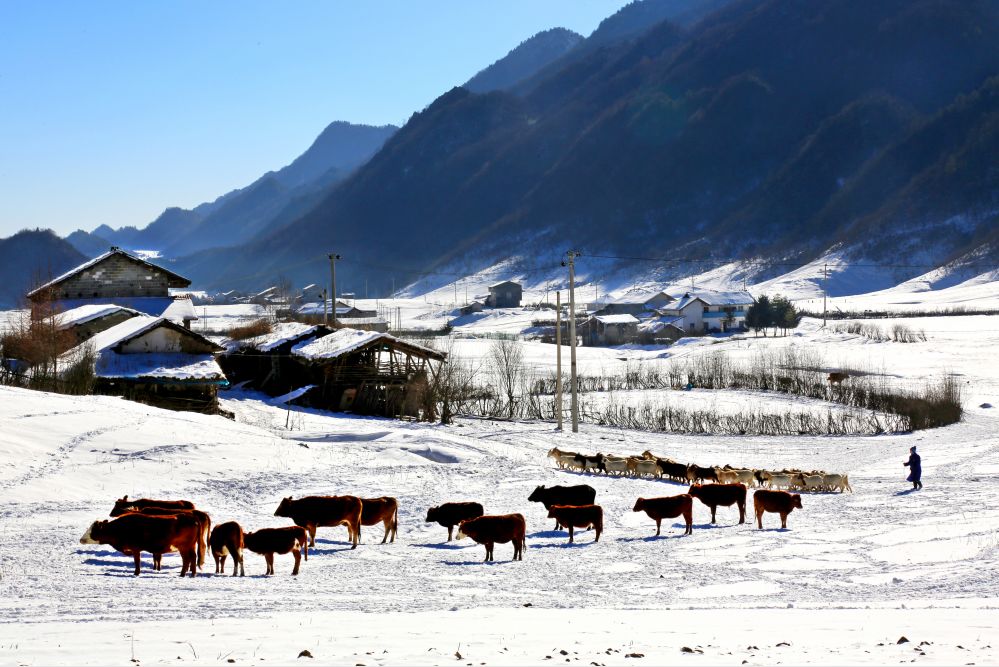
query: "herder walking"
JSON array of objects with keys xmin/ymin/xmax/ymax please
[{"xmin": 904, "ymin": 446, "xmax": 922, "ymax": 490}]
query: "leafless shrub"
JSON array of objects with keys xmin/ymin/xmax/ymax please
[{"xmin": 226, "ymin": 319, "xmax": 273, "ymax": 341}]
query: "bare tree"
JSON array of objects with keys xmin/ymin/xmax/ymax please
[
  {"xmin": 490, "ymin": 337, "xmax": 524, "ymax": 419},
  {"xmin": 422, "ymin": 337, "xmax": 482, "ymax": 425}
]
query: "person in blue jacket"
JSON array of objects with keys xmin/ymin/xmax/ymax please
[{"xmin": 904, "ymin": 446, "xmax": 922, "ymax": 490}]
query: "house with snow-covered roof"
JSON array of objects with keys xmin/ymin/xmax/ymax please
[
  {"xmin": 583, "ymin": 313, "xmax": 640, "ymax": 346},
  {"xmin": 26, "ymin": 247, "xmax": 199, "ymax": 329},
  {"xmin": 660, "ymin": 290, "xmax": 755, "ymax": 333},
  {"xmin": 486, "ymin": 281, "xmax": 522, "ymax": 308},
  {"xmin": 58, "ymin": 315, "xmax": 227, "ymax": 414},
  {"xmin": 595, "ymin": 290, "xmax": 675, "ymax": 317},
  {"xmin": 220, "ymin": 322, "xmax": 333, "ymax": 395}
]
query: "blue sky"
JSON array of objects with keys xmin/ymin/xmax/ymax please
[{"xmin": 0, "ymin": 1, "xmax": 629, "ymax": 238}]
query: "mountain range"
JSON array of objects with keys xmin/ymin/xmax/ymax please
[{"xmin": 9, "ymin": 0, "xmax": 999, "ymax": 301}]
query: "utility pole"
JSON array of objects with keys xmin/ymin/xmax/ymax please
[
  {"xmin": 329, "ymin": 253, "xmax": 341, "ymax": 327},
  {"xmin": 556, "ymin": 290, "xmax": 563, "ymax": 431},
  {"xmin": 822, "ymin": 263, "xmax": 828, "ymax": 328},
  {"xmin": 322, "ymin": 287, "xmax": 328, "ymax": 326},
  {"xmin": 564, "ymin": 250, "xmax": 582, "ymax": 433},
  {"xmin": 454, "ymin": 280, "xmax": 458, "ymax": 307}
]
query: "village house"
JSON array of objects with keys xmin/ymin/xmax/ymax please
[
  {"xmin": 58, "ymin": 315, "xmax": 227, "ymax": 414},
  {"xmin": 486, "ymin": 281, "xmax": 523, "ymax": 308},
  {"xmin": 220, "ymin": 322, "xmax": 333, "ymax": 395},
  {"xmin": 660, "ymin": 290, "xmax": 755, "ymax": 333},
  {"xmin": 289, "ymin": 328, "xmax": 446, "ymax": 417},
  {"xmin": 27, "ymin": 247, "xmax": 199, "ymax": 329},
  {"xmin": 56, "ymin": 304, "xmax": 143, "ymax": 345},
  {"xmin": 594, "ymin": 290, "xmax": 675, "ymax": 316},
  {"xmin": 583, "ymin": 314, "xmax": 640, "ymax": 346}
]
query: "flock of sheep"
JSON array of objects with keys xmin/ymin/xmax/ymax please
[{"xmin": 547, "ymin": 447, "xmax": 853, "ymax": 493}]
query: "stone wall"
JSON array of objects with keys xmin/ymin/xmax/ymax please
[{"xmin": 54, "ymin": 255, "xmax": 171, "ymax": 300}]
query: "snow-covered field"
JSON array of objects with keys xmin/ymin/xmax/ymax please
[{"xmin": 3, "ymin": 276, "xmax": 999, "ymax": 665}]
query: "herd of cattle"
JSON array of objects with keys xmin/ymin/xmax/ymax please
[
  {"xmin": 547, "ymin": 447, "xmax": 853, "ymax": 493},
  {"xmin": 79, "ymin": 470, "xmax": 807, "ymax": 574}
]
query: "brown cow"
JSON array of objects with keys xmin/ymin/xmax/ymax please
[
  {"xmin": 110, "ymin": 495, "xmax": 194, "ymax": 517},
  {"xmin": 274, "ymin": 495, "xmax": 363, "ymax": 548},
  {"xmin": 243, "ymin": 526, "xmax": 309, "ymax": 575},
  {"xmin": 456, "ymin": 514, "xmax": 526, "ymax": 562},
  {"xmin": 80, "ymin": 513, "xmax": 201, "ymax": 576},
  {"xmin": 122, "ymin": 506, "xmax": 211, "ymax": 571},
  {"xmin": 753, "ymin": 490, "xmax": 802, "ymax": 529},
  {"xmin": 210, "ymin": 521, "xmax": 245, "ymax": 576},
  {"xmin": 546, "ymin": 505, "xmax": 603, "ymax": 544},
  {"xmin": 688, "ymin": 483, "xmax": 747, "ymax": 524},
  {"xmin": 361, "ymin": 496, "xmax": 399, "ymax": 544},
  {"xmin": 632, "ymin": 495, "xmax": 693, "ymax": 536},
  {"xmin": 425, "ymin": 502, "xmax": 484, "ymax": 541},
  {"xmin": 828, "ymin": 371, "xmax": 849, "ymax": 386}
]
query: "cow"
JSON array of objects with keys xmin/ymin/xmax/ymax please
[
  {"xmin": 657, "ymin": 459, "xmax": 689, "ymax": 483},
  {"xmin": 243, "ymin": 526, "xmax": 309, "ymax": 575},
  {"xmin": 361, "ymin": 496, "xmax": 399, "ymax": 543},
  {"xmin": 598, "ymin": 454, "xmax": 630, "ymax": 476},
  {"xmin": 456, "ymin": 514, "xmax": 526, "ymax": 562},
  {"xmin": 753, "ymin": 489, "xmax": 803, "ymax": 529},
  {"xmin": 823, "ymin": 473, "xmax": 853, "ymax": 493},
  {"xmin": 688, "ymin": 483, "xmax": 747, "ymax": 524},
  {"xmin": 121, "ymin": 506, "xmax": 211, "ymax": 571},
  {"xmin": 80, "ymin": 513, "xmax": 201, "ymax": 576},
  {"xmin": 425, "ymin": 502, "xmax": 484, "ymax": 541},
  {"xmin": 828, "ymin": 371, "xmax": 849, "ymax": 386},
  {"xmin": 632, "ymin": 495, "xmax": 693, "ymax": 536},
  {"xmin": 209, "ymin": 521, "xmax": 245, "ymax": 576},
  {"xmin": 109, "ymin": 495, "xmax": 194, "ymax": 517},
  {"xmin": 274, "ymin": 495, "xmax": 363, "ymax": 548},
  {"xmin": 686, "ymin": 464, "xmax": 718, "ymax": 484},
  {"xmin": 528, "ymin": 485, "xmax": 597, "ymax": 530},
  {"xmin": 546, "ymin": 505, "xmax": 603, "ymax": 544}
]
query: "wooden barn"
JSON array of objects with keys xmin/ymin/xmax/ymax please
[
  {"xmin": 58, "ymin": 315, "xmax": 228, "ymax": 414},
  {"xmin": 290, "ymin": 328, "xmax": 446, "ymax": 417},
  {"xmin": 220, "ymin": 322, "xmax": 333, "ymax": 395}
]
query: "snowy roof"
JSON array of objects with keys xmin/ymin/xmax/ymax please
[
  {"xmin": 610, "ymin": 290, "xmax": 672, "ymax": 306},
  {"xmin": 335, "ymin": 317, "xmax": 387, "ymax": 325},
  {"xmin": 669, "ymin": 290, "xmax": 755, "ymax": 310},
  {"xmin": 27, "ymin": 247, "xmax": 190, "ymax": 297},
  {"xmin": 489, "ymin": 281, "xmax": 521, "ymax": 290},
  {"xmin": 227, "ymin": 322, "xmax": 329, "ymax": 353},
  {"xmin": 55, "ymin": 304, "xmax": 142, "ymax": 330},
  {"xmin": 51, "ymin": 296, "xmax": 198, "ymax": 323},
  {"xmin": 638, "ymin": 316, "xmax": 684, "ymax": 333},
  {"xmin": 292, "ymin": 328, "xmax": 445, "ymax": 362},
  {"xmin": 92, "ymin": 352, "xmax": 226, "ymax": 382},
  {"xmin": 593, "ymin": 314, "xmax": 639, "ymax": 325}
]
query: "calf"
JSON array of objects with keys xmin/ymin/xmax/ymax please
[
  {"xmin": 110, "ymin": 495, "xmax": 194, "ymax": 517},
  {"xmin": 528, "ymin": 485, "xmax": 597, "ymax": 529},
  {"xmin": 753, "ymin": 489, "xmax": 802, "ymax": 529},
  {"xmin": 361, "ymin": 496, "xmax": 399, "ymax": 543},
  {"xmin": 425, "ymin": 502, "xmax": 484, "ymax": 541},
  {"xmin": 546, "ymin": 505, "xmax": 603, "ymax": 544},
  {"xmin": 209, "ymin": 521, "xmax": 245, "ymax": 576},
  {"xmin": 688, "ymin": 483, "xmax": 747, "ymax": 524},
  {"xmin": 243, "ymin": 526, "xmax": 309, "ymax": 575},
  {"xmin": 456, "ymin": 514, "xmax": 526, "ymax": 562},
  {"xmin": 274, "ymin": 495, "xmax": 363, "ymax": 548},
  {"xmin": 632, "ymin": 495, "xmax": 693, "ymax": 536},
  {"xmin": 80, "ymin": 513, "xmax": 201, "ymax": 576}
]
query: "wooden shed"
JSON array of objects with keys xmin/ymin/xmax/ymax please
[
  {"xmin": 290, "ymin": 328, "xmax": 446, "ymax": 417},
  {"xmin": 220, "ymin": 322, "xmax": 333, "ymax": 395}
]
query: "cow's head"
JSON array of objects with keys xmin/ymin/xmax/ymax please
[
  {"xmin": 632, "ymin": 498, "xmax": 646, "ymax": 512},
  {"xmin": 792, "ymin": 494, "xmax": 803, "ymax": 509},
  {"xmin": 527, "ymin": 486, "xmax": 546, "ymax": 503},
  {"xmin": 424, "ymin": 506, "xmax": 438, "ymax": 523},
  {"xmin": 79, "ymin": 520, "xmax": 106, "ymax": 544},
  {"xmin": 274, "ymin": 496, "xmax": 293, "ymax": 517},
  {"xmin": 688, "ymin": 484, "xmax": 702, "ymax": 497},
  {"xmin": 455, "ymin": 519, "xmax": 472, "ymax": 540},
  {"xmin": 109, "ymin": 497, "xmax": 133, "ymax": 517}
]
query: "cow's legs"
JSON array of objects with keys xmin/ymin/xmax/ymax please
[
  {"xmin": 756, "ymin": 508, "xmax": 764, "ymax": 529},
  {"xmin": 594, "ymin": 524, "xmax": 601, "ymax": 542},
  {"xmin": 710, "ymin": 506, "xmax": 717, "ymax": 523},
  {"xmin": 568, "ymin": 526, "xmax": 575, "ymax": 544},
  {"xmin": 307, "ymin": 524, "xmax": 317, "ymax": 547},
  {"xmin": 780, "ymin": 512, "xmax": 788, "ymax": 529},
  {"xmin": 655, "ymin": 518, "xmax": 662, "ymax": 536},
  {"xmin": 238, "ymin": 550, "xmax": 245, "ymax": 576},
  {"xmin": 484, "ymin": 542, "xmax": 493, "ymax": 562},
  {"xmin": 291, "ymin": 547, "xmax": 301, "ymax": 576},
  {"xmin": 738, "ymin": 502, "xmax": 746, "ymax": 524},
  {"xmin": 265, "ymin": 553, "xmax": 274, "ymax": 575},
  {"xmin": 684, "ymin": 509, "xmax": 693, "ymax": 535},
  {"xmin": 351, "ymin": 522, "xmax": 360, "ymax": 549},
  {"xmin": 447, "ymin": 525, "xmax": 453, "ymax": 541},
  {"xmin": 133, "ymin": 552, "xmax": 142, "ymax": 576},
  {"xmin": 381, "ymin": 519, "xmax": 389, "ymax": 544}
]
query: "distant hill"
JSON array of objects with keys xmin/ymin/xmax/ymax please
[
  {"xmin": 464, "ymin": 28, "xmax": 583, "ymax": 93},
  {"xmin": 88, "ymin": 121, "xmax": 397, "ymax": 257},
  {"xmin": 65, "ymin": 229, "xmax": 112, "ymax": 258},
  {"xmin": 0, "ymin": 229, "xmax": 86, "ymax": 308},
  {"xmin": 174, "ymin": 0, "xmax": 999, "ymax": 294}
]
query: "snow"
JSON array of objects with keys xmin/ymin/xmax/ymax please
[
  {"xmin": 55, "ymin": 304, "xmax": 142, "ymax": 329},
  {"xmin": 93, "ymin": 352, "xmax": 226, "ymax": 382},
  {"xmin": 53, "ymin": 296, "xmax": 198, "ymax": 323},
  {"xmin": 291, "ymin": 328, "xmax": 440, "ymax": 361},
  {"xmin": 227, "ymin": 321, "xmax": 326, "ymax": 353},
  {"xmin": 593, "ymin": 314, "xmax": 639, "ymax": 324}
]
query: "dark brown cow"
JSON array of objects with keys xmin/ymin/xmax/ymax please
[
  {"xmin": 123, "ymin": 506, "xmax": 211, "ymax": 571},
  {"xmin": 80, "ymin": 513, "xmax": 201, "ymax": 576},
  {"xmin": 632, "ymin": 495, "xmax": 693, "ymax": 536},
  {"xmin": 361, "ymin": 496, "xmax": 399, "ymax": 544},
  {"xmin": 110, "ymin": 495, "xmax": 195, "ymax": 517},
  {"xmin": 527, "ymin": 485, "xmax": 596, "ymax": 530},
  {"xmin": 688, "ymin": 483, "xmax": 747, "ymax": 524},
  {"xmin": 274, "ymin": 495, "xmax": 362, "ymax": 548},
  {"xmin": 243, "ymin": 526, "xmax": 309, "ymax": 575},
  {"xmin": 210, "ymin": 521, "xmax": 245, "ymax": 576},
  {"xmin": 828, "ymin": 371, "xmax": 850, "ymax": 386},
  {"xmin": 753, "ymin": 490, "xmax": 803, "ymax": 529},
  {"xmin": 686, "ymin": 465, "xmax": 718, "ymax": 484},
  {"xmin": 657, "ymin": 460, "xmax": 689, "ymax": 482},
  {"xmin": 546, "ymin": 505, "xmax": 603, "ymax": 544},
  {"xmin": 456, "ymin": 514, "xmax": 526, "ymax": 562},
  {"xmin": 425, "ymin": 502, "xmax": 484, "ymax": 541}
]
